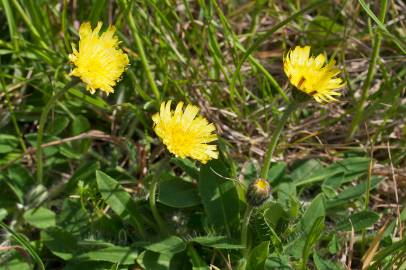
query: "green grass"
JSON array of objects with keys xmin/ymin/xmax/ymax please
[{"xmin": 1, "ymin": 0, "xmax": 406, "ymax": 269}]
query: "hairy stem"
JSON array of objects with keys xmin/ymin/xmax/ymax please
[
  {"xmin": 241, "ymin": 204, "xmax": 253, "ymax": 251},
  {"xmin": 260, "ymin": 101, "xmax": 297, "ymax": 180},
  {"xmin": 149, "ymin": 178, "xmax": 169, "ymax": 235}
]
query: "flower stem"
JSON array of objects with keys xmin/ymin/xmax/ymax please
[
  {"xmin": 149, "ymin": 178, "xmax": 169, "ymax": 235},
  {"xmin": 348, "ymin": 0, "xmax": 388, "ymax": 139},
  {"xmin": 241, "ymin": 204, "xmax": 253, "ymax": 251},
  {"xmin": 259, "ymin": 101, "xmax": 297, "ymax": 180},
  {"xmin": 36, "ymin": 79, "xmax": 79, "ymax": 184}
]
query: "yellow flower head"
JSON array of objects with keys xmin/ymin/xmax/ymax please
[
  {"xmin": 152, "ymin": 101, "xmax": 218, "ymax": 164},
  {"xmin": 283, "ymin": 45, "xmax": 345, "ymax": 103},
  {"xmin": 69, "ymin": 22, "xmax": 129, "ymax": 94},
  {"xmin": 253, "ymin": 179, "xmax": 269, "ymax": 192}
]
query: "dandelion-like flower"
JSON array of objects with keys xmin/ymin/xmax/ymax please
[
  {"xmin": 69, "ymin": 22, "xmax": 129, "ymax": 94},
  {"xmin": 152, "ymin": 101, "xmax": 218, "ymax": 164},
  {"xmin": 283, "ymin": 45, "xmax": 345, "ymax": 103}
]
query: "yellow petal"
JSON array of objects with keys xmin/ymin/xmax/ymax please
[
  {"xmin": 152, "ymin": 101, "xmax": 218, "ymax": 163},
  {"xmin": 69, "ymin": 21, "xmax": 129, "ymax": 95},
  {"xmin": 283, "ymin": 45, "xmax": 345, "ymax": 103}
]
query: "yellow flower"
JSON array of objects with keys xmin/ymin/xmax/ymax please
[
  {"xmin": 253, "ymin": 179, "xmax": 269, "ymax": 191},
  {"xmin": 69, "ymin": 22, "xmax": 129, "ymax": 94},
  {"xmin": 152, "ymin": 101, "xmax": 218, "ymax": 164},
  {"xmin": 283, "ymin": 45, "xmax": 345, "ymax": 103}
]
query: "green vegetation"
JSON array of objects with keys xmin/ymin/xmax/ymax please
[{"xmin": 0, "ymin": 0, "xmax": 405, "ymax": 269}]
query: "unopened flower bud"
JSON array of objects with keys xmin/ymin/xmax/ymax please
[{"xmin": 246, "ymin": 178, "xmax": 271, "ymax": 207}]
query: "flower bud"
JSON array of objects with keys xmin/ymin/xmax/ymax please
[{"xmin": 246, "ymin": 178, "xmax": 271, "ymax": 207}]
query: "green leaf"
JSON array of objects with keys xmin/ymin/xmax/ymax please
[
  {"xmin": 321, "ymin": 184, "xmax": 336, "ymax": 198},
  {"xmin": 96, "ymin": 170, "xmax": 129, "ymax": 217},
  {"xmin": 302, "ymin": 216, "xmax": 325, "ymax": 267},
  {"xmin": 0, "ymin": 208, "xmax": 7, "ymax": 221},
  {"xmin": 301, "ymin": 194, "xmax": 325, "ymax": 233},
  {"xmin": 198, "ymin": 159, "xmax": 239, "ymax": 229},
  {"xmin": 64, "ymin": 261, "xmax": 121, "ymax": 270},
  {"xmin": 23, "ymin": 207, "xmax": 56, "ymax": 229},
  {"xmin": 76, "ymin": 246, "xmax": 138, "ymax": 265},
  {"xmin": 401, "ymin": 206, "xmax": 406, "ymax": 221},
  {"xmin": 327, "ymin": 177, "xmax": 381, "ymax": 208},
  {"xmin": 7, "ymin": 164, "xmax": 34, "ymax": 192},
  {"xmin": 137, "ymin": 250, "xmax": 172, "ymax": 270},
  {"xmin": 45, "ymin": 115, "xmax": 70, "ymax": 135},
  {"xmin": 268, "ymin": 162, "xmax": 286, "ymax": 185},
  {"xmin": 143, "ymin": 236, "xmax": 186, "ymax": 255},
  {"xmin": 263, "ymin": 202, "xmax": 288, "ymax": 228},
  {"xmin": 336, "ymin": 210, "xmax": 380, "ymax": 232},
  {"xmin": 290, "ymin": 159, "xmax": 323, "ymax": 183},
  {"xmin": 288, "ymin": 195, "xmax": 326, "ymax": 259},
  {"xmin": 158, "ymin": 175, "xmax": 200, "ymax": 208},
  {"xmin": 275, "ymin": 182, "xmax": 297, "ymax": 215},
  {"xmin": 41, "ymin": 227, "xmax": 78, "ymax": 260},
  {"xmin": 57, "ymin": 199, "xmax": 90, "ymax": 236},
  {"xmin": 96, "ymin": 170, "xmax": 143, "ymax": 232},
  {"xmin": 72, "ymin": 115, "xmax": 90, "ymax": 135},
  {"xmin": 0, "ymin": 134, "xmax": 19, "ymax": 153},
  {"xmin": 0, "ymin": 257, "xmax": 31, "ymax": 270},
  {"xmin": 295, "ymin": 157, "xmax": 370, "ymax": 187},
  {"xmin": 192, "ymin": 236, "xmax": 244, "ymax": 249},
  {"xmin": 0, "ymin": 153, "xmax": 21, "ymax": 166},
  {"xmin": 24, "ymin": 184, "xmax": 48, "ymax": 209},
  {"xmin": 71, "ymin": 115, "xmax": 91, "ymax": 153},
  {"xmin": 266, "ymin": 254, "xmax": 292, "ymax": 269},
  {"xmin": 328, "ymin": 234, "xmax": 340, "ymax": 254},
  {"xmin": 246, "ymin": 241, "xmax": 269, "ymax": 270},
  {"xmin": 313, "ymin": 252, "xmax": 342, "ymax": 270},
  {"xmin": 4, "ymin": 165, "xmax": 34, "ymax": 203},
  {"xmin": 322, "ymin": 157, "xmax": 371, "ymax": 187}
]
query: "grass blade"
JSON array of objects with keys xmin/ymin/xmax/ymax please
[{"xmin": 0, "ymin": 221, "xmax": 45, "ymax": 270}]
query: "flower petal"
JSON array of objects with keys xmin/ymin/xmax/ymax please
[{"xmin": 153, "ymin": 101, "xmax": 218, "ymax": 163}]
